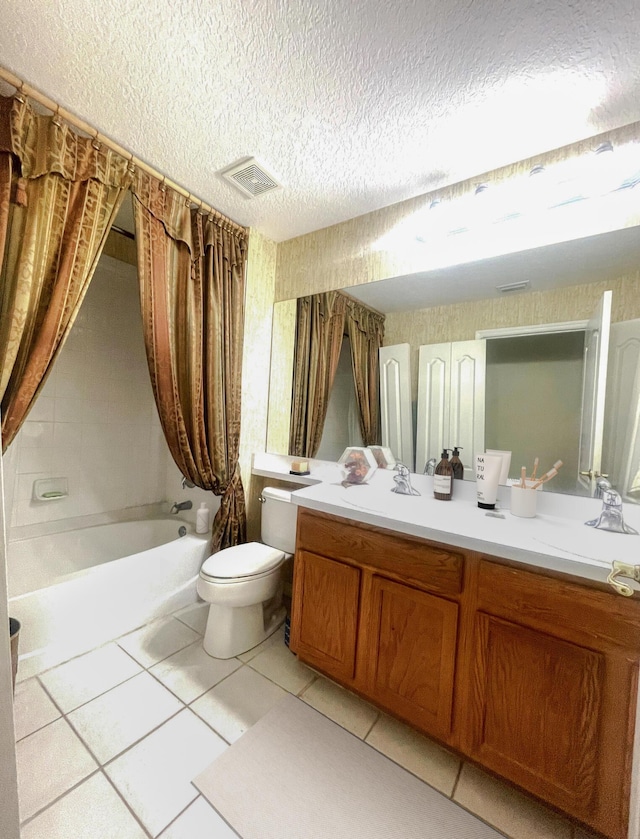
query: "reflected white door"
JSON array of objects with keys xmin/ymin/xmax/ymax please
[
  {"xmin": 379, "ymin": 343, "xmax": 414, "ymax": 470},
  {"xmin": 416, "ymin": 339, "xmax": 485, "ymax": 478},
  {"xmin": 602, "ymin": 318, "xmax": 640, "ymax": 501},
  {"xmin": 416, "ymin": 343, "xmax": 450, "ymax": 474},
  {"xmin": 577, "ymin": 290, "xmax": 612, "ymax": 495},
  {"xmin": 450, "ymin": 340, "xmax": 486, "ymax": 481}
]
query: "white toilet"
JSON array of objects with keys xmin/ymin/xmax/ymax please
[{"xmin": 197, "ymin": 486, "xmax": 296, "ymax": 659}]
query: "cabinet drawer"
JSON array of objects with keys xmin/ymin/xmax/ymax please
[
  {"xmin": 296, "ymin": 508, "xmax": 464, "ymax": 596},
  {"xmin": 477, "ymin": 559, "xmax": 640, "ymax": 650}
]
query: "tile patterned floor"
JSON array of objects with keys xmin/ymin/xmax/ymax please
[{"xmin": 13, "ymin": 602, "xmax": 598, "ymax": 839}]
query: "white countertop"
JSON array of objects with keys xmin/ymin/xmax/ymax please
[{"xmin": 252, "ymin": 453, "xmax": 640, "ymax": 588}]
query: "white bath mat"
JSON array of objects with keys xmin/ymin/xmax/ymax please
[{"xmin": 193, "ymin": 694, "xmax": 505, "ymax": 839}]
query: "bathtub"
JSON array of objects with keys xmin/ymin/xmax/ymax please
[{"xmin": 7, "ymin": 518, "xmax": 210, "ymax": 680}]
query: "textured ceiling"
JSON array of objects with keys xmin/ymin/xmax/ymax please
[{"xmin": 2, "ymin": 1, "xmax": 640, "ymax": 242}]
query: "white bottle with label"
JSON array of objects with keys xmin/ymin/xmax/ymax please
[{"xmin": 196, "ymin": 502, "xmax": 210, "ymax": 533}]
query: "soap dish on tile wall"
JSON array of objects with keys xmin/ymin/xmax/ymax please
[{"xmin": 33, "ymin": 477, "xmax": 68, "ymax": 501}]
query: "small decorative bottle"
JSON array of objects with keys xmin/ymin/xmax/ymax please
[
  {"xmin": 434, "ymin": 449, "xmax": 454, "ymax": 500},
  {"xmin": 196, "ymin": 502, "xmax": 210, "ymax": 533}
]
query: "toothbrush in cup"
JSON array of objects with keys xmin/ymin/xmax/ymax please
[
  {"xmin": 531, "ymin": 457, "xmax": 539, "ymax": 481},
  {"xmin": 531, "ymin": 460, "xmax": 563, "ymax": 490}
]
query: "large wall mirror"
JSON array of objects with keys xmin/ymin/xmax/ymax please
[{"xmin": 267, "ymin": 220, "xmax": 640, "ymax": 504}]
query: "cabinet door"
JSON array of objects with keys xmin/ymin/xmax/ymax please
[
  {"xmin": 467, "ymin": 611, "xmax": 604, "ymax": 818},
  {"xmin": 290, "ymin": 550, "xmax": 361, "ymax": 683},
  {"xmin": 365, "ymin": 576, "xmax": 459, "ymax": 741}
]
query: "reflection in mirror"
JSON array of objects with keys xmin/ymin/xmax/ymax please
[
  {"xmin": 484, "ymin": 331, "xmax": 584, "ymax": 495},
  {"xmin": 268, "ymin": 223, "xmax": 640, "ymax": 502},
  {"xmin": 269, "ymin": 292, "xmax": 385, "ymax": 462},
  {"xmin": 315, "ymin": 337, "xmax": 363, "ymax": 461}
]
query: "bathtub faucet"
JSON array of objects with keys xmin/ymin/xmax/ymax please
[{"xmin": 170, "ymin": 500, "xmax": 193, "ymax": 514}]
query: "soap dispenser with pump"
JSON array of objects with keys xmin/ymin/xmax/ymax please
[
  {"xmin": 450, "ymin": 446, "xmax": 464, "ymax": 480},
  {"xmin": 434, "ymin": 449, "xmax": 454, "ymax": 500}
]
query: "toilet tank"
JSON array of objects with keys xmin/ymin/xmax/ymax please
[{"xmin": 260, "ymin": 487, "xmax": 297, "ymax": 554}]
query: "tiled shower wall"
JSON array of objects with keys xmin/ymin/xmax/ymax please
[{"xmin": 5, "ymin": 254, "xmax": 168, "ymax": 532}]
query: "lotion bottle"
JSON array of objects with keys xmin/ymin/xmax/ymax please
[
  {"xmin": 434, "ymin": 449, "xmax": 454, "ymax": 500},
  {"xmin": 196, "ymin": 502, "xmax": 210, "ymax": 533},
  {"xmin": 450, "ymin": 446, "xmax": 464, "ymax": 480}
]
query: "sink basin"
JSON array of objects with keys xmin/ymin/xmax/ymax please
[
  {"xmin": 531, "ymin": 518, "xmax": 633, "ymax": 565},
  {"xmin": 338, "ymin": 483, "xmax": 425, "ymax": 516}
]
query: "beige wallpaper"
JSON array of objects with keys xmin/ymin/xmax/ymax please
[
  {"xmin": 239, "ymin": 229, "xmax": 278, "ymax": 540},
  {"xmin": 266, "ymin": 298, "xmax": 296, "ymax": 456},
  {"xmin": 103, "ymin": 228, "xmax": 137, "ymax": 265}
]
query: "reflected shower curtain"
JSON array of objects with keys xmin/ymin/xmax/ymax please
[
  {"xmin": 133, "ymin": 172, "xmax": 248, "ymax": 551},
  {"xmin": 0, "ymin": 93, "xmax": 133, "ymax": 450},
  {"xmin": 289, "ymin": 291, "xmax": 347, "ymax": 458},
  {"xmin": 346, "ymin": 298, "xmax": 385, "ymax": 447}
]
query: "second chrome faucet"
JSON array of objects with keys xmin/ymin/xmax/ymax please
[{"xmin": 170, "ymin": 500, "xmax": 193, "ymax": 514}]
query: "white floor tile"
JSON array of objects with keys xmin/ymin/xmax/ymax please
[
  {"xmin": 236, "ymin": 625, "xmax": 284, "ymax": 662},
  {"xmin": 301, "ymin": 677, "xmax": 379, "ymax": 739},
  {"xmin": 150, "ymin": 640, "xmax": 241, "ymax": 704},
  {"xmin": 16, "ymin": 718, "xmax": 97, "ymax": 822},
  {"xmin": 118, "ymin": 617, "xmax": 200, "ymax": 668},
  {"xmin": 13, "ymin": 678, "xmax": 61, "ymax": 742},
  {"xmin": 454, "ymin": 764, "xmax": 573, "ymax": 839},
  {"xmin": 20, "ymin": 772, "xmax": 147, "ymax": 839},
  {"xmin": 39, "ymin": 643, "xmax": 142, "ymax": 712},
  {"xmin": 173, "ymin": 602, "xmax": 209, "ymax": 635},
  {"xmin": 106, "ymin": 709, "xmax": 228, "ymax": 837},
  {"xmin": 68, "ymin": 671, "xmax": 183, "ymax": 763},
  {"xmin": 159, "ymin": 797, "xmax": 239, "ymax": 838},
  {"xmin": 247, "ymin": 639, "xmax": 315, "ymax": 694},
  {"xmin": 191, "ymin": 666, "xmax": 287, "ymax": 743},
  {"xmin": 365, "ymin": 713, "xmax": 461, "ymax": 795}
]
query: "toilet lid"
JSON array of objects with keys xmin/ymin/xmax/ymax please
[{"xmin": 201, "ymin": 542, "xmax": 285, "ymax": 580}]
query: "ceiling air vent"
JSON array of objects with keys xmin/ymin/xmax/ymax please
[
  {"xmin": 220, "ymin": 158, "xmax": 281, "ymax": 199},
  {"xmin": 496, "ymin": 280, "xmax": 530, "ymax": 294}
]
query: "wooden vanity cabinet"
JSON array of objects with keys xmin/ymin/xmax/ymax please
[
  {"xmin": 290, "ymin": 508, "xmax": 640, "ymax": 839},
  {"xmin": 290, "ymin": 508, "xmax": 465, "ymax": 743},
  {"xmin": 459, "ymin": 558, "xmax": 640, "ymax": 839}
]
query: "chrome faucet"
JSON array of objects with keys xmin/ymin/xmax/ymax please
[
  {"xmin": 424, "ymin": 457, "xmax": 437, "ymax": 476},
  {"xmin": 181, "ymin": 476, "xmax": 195, "ymax": 490},
  {"xmin": 585, "ymin": 479, "xmax": 638, "ymax": 534},
  {"xmin": 391, "ymin": 463, "xmax": 420, "ymax": 496},
  {"xmin": 170, "ymin": 500, "xmax": 193, "ymax": 515}
]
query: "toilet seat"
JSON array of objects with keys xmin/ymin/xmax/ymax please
[{"xmin": 200, "ymin": 542, "xmax": 285, "ymax": 581}]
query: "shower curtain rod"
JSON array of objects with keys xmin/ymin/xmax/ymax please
[{"xmin": 0, "ymin": 66, "xmax": 247, "ymax": 235}]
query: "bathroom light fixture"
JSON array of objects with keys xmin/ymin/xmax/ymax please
[{"xmin": 414, "ymin": 138, "xmax": 640, "ymax": 243}]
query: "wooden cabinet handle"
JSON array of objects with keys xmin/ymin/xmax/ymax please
[{"xmin": 607, "ymin": 561, "xmax": 640, "ymax": 597}]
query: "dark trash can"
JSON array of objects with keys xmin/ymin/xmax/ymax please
[{"xmin": 9, "ymin": 618, "xmax": 20, "ymax": 695}]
